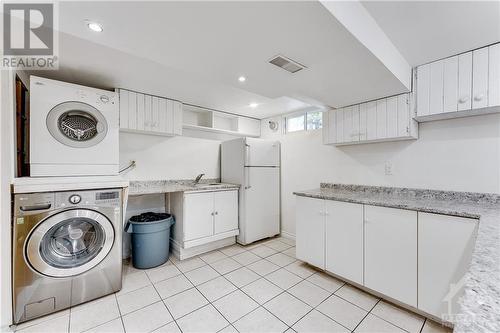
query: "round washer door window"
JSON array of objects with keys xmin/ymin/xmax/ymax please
[
  {"xmin": 26, "ymin": 209, "xmax": 115, "ymax": 278},
  {"xmin": 46, "ymin": 101, "xmax": 108, "ymax": 148}
]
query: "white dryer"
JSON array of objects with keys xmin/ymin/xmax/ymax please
[{"xmin": 30, "ymin": 76, "xmax": 119, "ymax": 176}]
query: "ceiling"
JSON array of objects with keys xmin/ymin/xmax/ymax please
[
  {"xmin": 24, "ymin": 1, "xmax": 500, "ymax": 119},
  {"xmin": 31, "ymin": 1, "xmax": 410, "ymax": 119},
  {"xmin": 362, "ymin": 1, "xmax": 500, "ymax": 66}
]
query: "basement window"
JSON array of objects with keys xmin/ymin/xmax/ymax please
[{"xmin": 286, "ymin": 110, "xmax": 323, "ymax": 133}]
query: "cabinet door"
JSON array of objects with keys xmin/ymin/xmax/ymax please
[
  {"xmin": 366, "ymin": 101, "xmax": 377, "ymax": 140},
  {"xmin": 351, "ymin": 105, "xmax": 360, "ymax": 142},
  {"xmin": 472, "ymin": 47, "xmax": 489, "ymax": 109},
  {"xmin": 119, "ymin": 89, "xmax": 129, "ymax": 129},
  {"xmin": 376, "ymin": 99, "xmax": 387, "ymax": 139},
  {"xmin": 325, "ymin": 201, "xmax": 363, "ymax": 285},
  {"xmin": 145, "ymin": 95, "xmax": 153, "ymax": 131},
  {"xmin": 137, "ymin": 93, "xmax": 146, "ymax": 131},
  {"xmin": 214, "ymin": 190, "xmax": 238, "ymax": 234},
  {"xmin": 359, "ymin": 103, "xmax": 368, "ymax": 141},
  {"xmin": 151, "ymin": 96, "xmax": 160, "ymax": 132},
  {"xmin": 443, "ymin": 56, "xmax": 459, "ymax": 113},
  {"xmin": 173, "ymin": 101, "xmax": 183, "ymax": 135},
  {"xmin": 165, "ymin": 99, "xmax": 174, "ymax": 134},
  {"xmin": 342, "ymin": 106, "xmax": 352, "ymax": 143},
  {"xmin": 157, "ymin": 98, "xmax": 167, "ymax": 133},
  {"xmin": 296, "ymin": 196, "xmax": 325, "ymax": 269},
  {"xmin": 128, "ymin": 91, "xmax": 137, "ymax": 129},
  {"xmin": 457, "ymin": 52, "xmax": 473, "ymax": 111},
  {"xmin": 183, "ymin": 192, "xmax": 214, "ymax": 241},
  {"xmin": 418, "ymin": 213, "xmax": 477, "ymax": 320},
  {"xmin": 489, "ymin": 43, "xmax": 500, "ymax": 107},
  {"xmin": 335, "ymin": 108, "xmax": 344, "ymax": 144},
  {"xmin": 386, "ymin": 96, "xmax": 398, "ymax": 138},
  {"xmin": 397, "ymin": 94, "xmax": 409, "ymax": 137},
  {"xmin": 364, "ymin": 205, "xmax": 417, "ymax": 307},
  {"xmin": 416, "ymin": 63, "xmax": 430, "ymax": 116},
  {"xmin": 429, "ymin": 61, "xmax": 444, "ymax": 115}
]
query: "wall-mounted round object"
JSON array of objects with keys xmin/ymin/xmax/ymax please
[{"xmin": 269, "ymin": 120, "xmax": 279, "ymax": 131}]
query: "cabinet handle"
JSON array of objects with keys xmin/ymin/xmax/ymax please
[
  {"xmin": 215, "ymin": 211, "xmax": 218, "ymax": 215},
  {"xmin": 474, "ymin": 94, "xmax": 484, "ymax": 102},
  {"xmin": 458, "ymin": 96, "xmax": 469, "ymax": 104}
]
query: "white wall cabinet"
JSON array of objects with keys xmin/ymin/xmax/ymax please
[
  {"xmin": 170, "ymin": 189, "xmax": 239, "ymax": 254},
  {"xmin": 418, "ymin": 213, "xmax": 477, "ymax": 321},
  {"xmin": 325, "ymin": 200, "xmax": 363, "ymax": 285},
  {"xmin": 296, "ymin": 196, "xmax": 326, "ymax": 269},
  {"xmin": 294, "ymin": 195, "xmax": 478, "ymax": 322},
  {"xmin": 364, "ymin": 205, "xmax": 418, "ymax": 307},
  {"xmin": 416, "ymin": 43, "xmax": 500, "ymax": 121},
  {"xmin": 118, "ymin": 88, "xmax": 183, "ymax": 136},
  {"xmin": 323, "ymin": 93, "xmax": 417, "ymax": 145}
]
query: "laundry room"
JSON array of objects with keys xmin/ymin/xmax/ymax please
[{"xmin": 1, "ymin": 1, "xmax": 499, "ymax": 333}]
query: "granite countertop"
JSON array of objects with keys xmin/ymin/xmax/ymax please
[
  {"xmin": 128, "ymin": 179, "xmax": 240, "ymax": 195},
  {"xmin": 294, "ymin": 183, "xmax": 500, "ymax": 333}
]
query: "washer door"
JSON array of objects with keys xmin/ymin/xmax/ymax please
[
  {"xmin": 26, "ymin": 209, "xmax": 115, "ymax": 278},
  {"xmin": 46, "ymin": 101, "xmax": 108, "ymax": 148}
]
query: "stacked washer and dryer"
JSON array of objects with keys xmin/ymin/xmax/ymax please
[{"xmin": 12, "ymin": 77, "xmax": 125, "ymax": 324}]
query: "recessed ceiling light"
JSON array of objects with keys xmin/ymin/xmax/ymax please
[
  {"xmin": 249, "ymin": 103, "xmax": 258, "ymax": 108},
  {"xmin": 238, "ymin": 76, "xmax": 246, "ymax": 83},
  {"xmin": 86, "ymin": 21, "xmax": 103, "ymax": 32}
]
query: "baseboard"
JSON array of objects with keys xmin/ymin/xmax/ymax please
[
  {"xmin": 280, "ymin": 230, "xmax": 295, "ymax": 240},
  {"xmin": 173, "ymin": 237, "xmax": 236, "ymax": 260}
]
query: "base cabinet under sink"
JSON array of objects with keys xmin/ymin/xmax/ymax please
[
  {"xmin": 295, "ymin": 195, "xmax": 478, "ymax": 323},
  {"xmin": 170, "ymin": 189, "xmax": 239, "ymax": 258}
]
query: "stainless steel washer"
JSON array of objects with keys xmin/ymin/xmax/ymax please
[{"xmin": 12, "ymin": 188, "xmax": 123, "ymax": 324}]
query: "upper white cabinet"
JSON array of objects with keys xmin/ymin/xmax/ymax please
[
  {"xmin": 418, "ymin": 213, "xmax": 477, "ymax": 321},
  {"xmin": 323, "ymin": 93, "xmax": 418, "ymax": 146},
  {"xmin": 364, "ymin": 205, "xmax": 418, "ymax": 307},
  {"xmin": 118, "ymin": 89, "xmax": 183, "ymax": 136},
  {"xmin": 415, "ymin": 43, "xmax": 500, "ymax": 121}
]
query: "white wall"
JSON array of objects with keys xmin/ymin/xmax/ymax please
[
  {"xmin": 119, "ymin": 130, "xmax": 223, "ymax": 180},
  {"xmin": 262, "ymin": 113, "xmax": 500, "ymax": 237}
]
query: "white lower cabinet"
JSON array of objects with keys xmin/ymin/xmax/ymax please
[
  {"xmin": 418, "ymin": 212, "xmax": 477, "ymax": 320},
  {"xmin": 171, "ymin": 189, "xmax": 239, "ymax": 249},
  {"xmin": 295, "ymin": 195, "xmax": 478, "ymax": 321},
  {"xmin": 296, "ymin": 196, "xmax": 325, "ymax": 269},
  {"xmin": 364, "ymin": 205, "xmax": 418, "ymax": 307},
  {"xmin": 325, "ymin": 201, "xmax": 363, "ymax": 285}
]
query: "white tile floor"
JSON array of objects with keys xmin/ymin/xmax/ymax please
[{"xmin": 12, "ymin": 237, "xmax": 453, "ymax": 333}]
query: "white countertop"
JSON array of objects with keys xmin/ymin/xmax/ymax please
[{"xmin": 12, "ymin": 176, "xmax": 130, "ymax": 193}]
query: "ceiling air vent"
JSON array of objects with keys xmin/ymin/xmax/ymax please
[{"xmin": 269, "ymin": 55, "xmax": 306, "ymax": 73}]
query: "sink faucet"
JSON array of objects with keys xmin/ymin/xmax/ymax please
[{"xmin": 193, "ymin": 173, "xmax": 205, "ymax": 184}]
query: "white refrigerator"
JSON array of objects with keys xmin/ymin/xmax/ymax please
[{"xmin": 221, "ymin": 137, "xmax": 280, "ymax": 245}]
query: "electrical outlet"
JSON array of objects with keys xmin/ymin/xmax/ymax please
[{"xmin": 385, "ymin": 161, "xmax": 393, "ymax": 175}]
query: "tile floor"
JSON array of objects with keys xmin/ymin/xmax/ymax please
[{"xmin": 12, "ymin": 237, "xmax": 453, "ymax": 333}]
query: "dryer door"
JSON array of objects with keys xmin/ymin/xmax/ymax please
[
  {"xmin": 26, "ymin": 209, "xmax": 115, "ymax": 277},
  {"xmin": 46, "ymin": 101, "xmax": 108, "ymax": 148}
]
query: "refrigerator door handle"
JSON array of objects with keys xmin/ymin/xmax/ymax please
[
  {"xmin": 245, "ymin": 143, "xmax": 250, "ymax": 166},
  {"xmin": 245, "ymin": 170, "xmax": 252, "ymax": 189}
]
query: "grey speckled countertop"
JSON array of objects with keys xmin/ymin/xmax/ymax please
[
  {"xmin": 128, "ymin": 179, "xmax": 240, "ymax": 195},
  {"xmin": 294, "ymin": 183, "xmax": 500, "ymax": 333}
]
